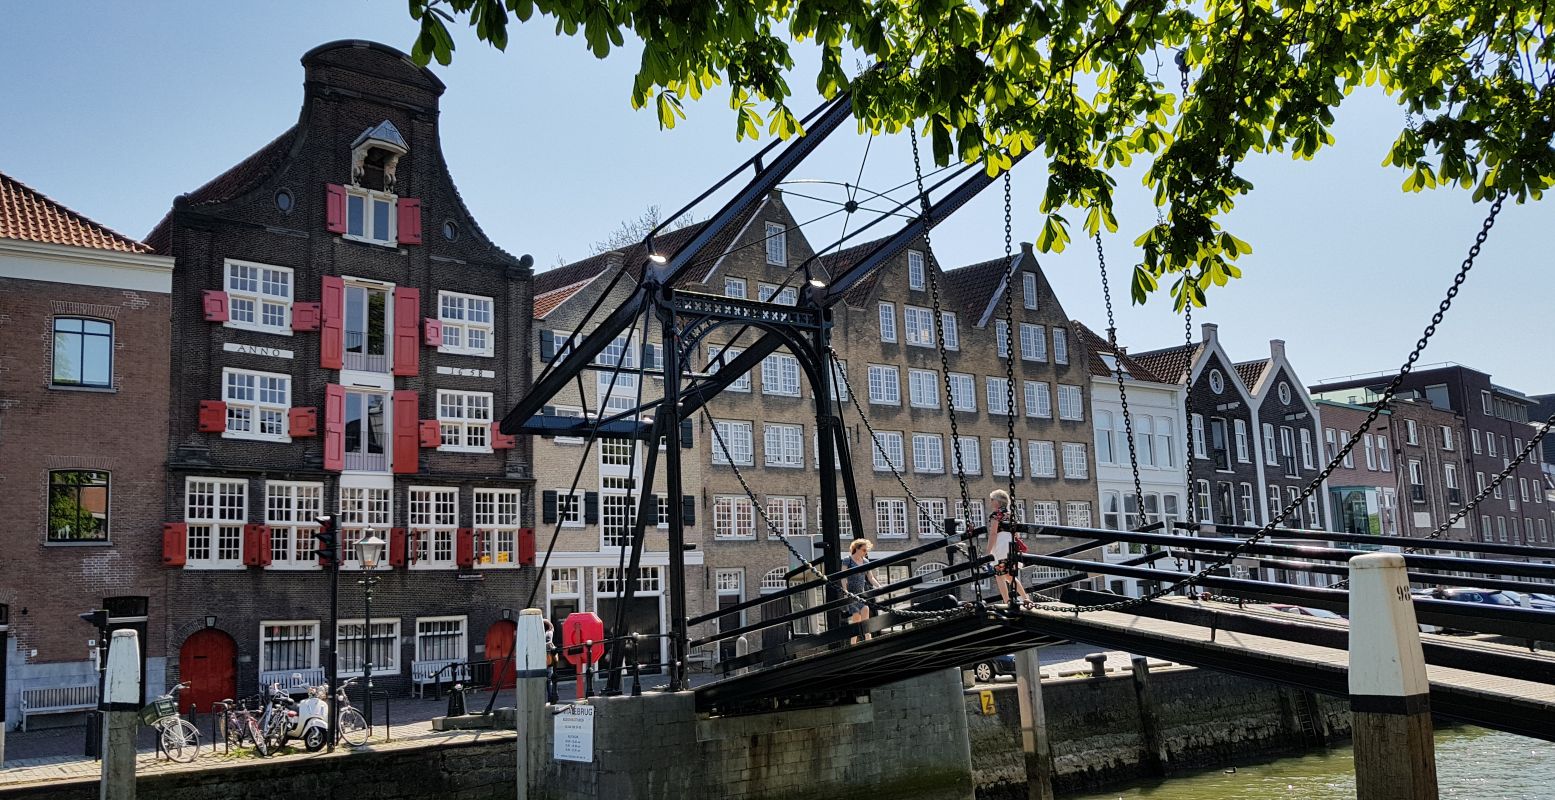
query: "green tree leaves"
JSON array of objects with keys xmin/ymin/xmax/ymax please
[{"xmin": 404, "ymin": 0, "xmax": 1555, "ymax": 307}]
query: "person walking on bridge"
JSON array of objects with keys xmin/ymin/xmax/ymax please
[
  {"xmin": 988, "ymin": 490, "xmax": 1032, "ymax": 608},
  {"xmin": 845, "ymin": 538, "xmax": 884, "ymax": 643}
]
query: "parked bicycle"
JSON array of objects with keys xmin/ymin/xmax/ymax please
[
  {"xmin": 214, "ymin": 696, "xmax": 264, "ymax": 752},
  {"xmin": 140, "ymin": 681, "xmax": 201, "ymax": 762},
  {"xmin": 334, "ymin": 678, "xmax": 370, "ymax": 747},
  {"xmin": 257, "ymin": 682, "xmax": 298, "ymax": 757}
]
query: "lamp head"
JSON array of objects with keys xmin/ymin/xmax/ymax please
[{"xmin": 359, "ymin": 532, "xmax": 387, "ymax": 570}]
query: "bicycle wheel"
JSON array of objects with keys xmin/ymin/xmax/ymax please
[
  {"xmin": 248, "ymin": 717, "xmax": 269, "ymax": 757},
  {"xmin": 338, "ymin": 707, "xmax": 369, "ymax": 746},
  {"xmin": 160, "ymin": 719, "xmax": 201, "ymax": 763},
  {"xmin": 263, "ymin": 714, "xmax": 288, "ymax": 754}
]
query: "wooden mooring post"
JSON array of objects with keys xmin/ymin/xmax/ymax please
[
  {"xmin": 1015, "ymin": 648, "xmax": 1054, "ymax": 800},
  {"xmin": 1349, "ymin": 553, "xmax": 1438, "ymax": 800}
]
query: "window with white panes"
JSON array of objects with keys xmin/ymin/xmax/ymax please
[
  {"xmin": 908, "ymin": 369, "xmax": 940, "ymax": 408},
  {"xmin": 1155, "ymin": 418, "xmax": 1175, "ymax": 468},
  {"xmin": 259, "ymin": 621, "xmax": 319, "ymax": 676},
  {"xmin": 713, "ymin": 496, "xmax": 756, "ymax": 539},
  {"xmin": 757, "ymin": 283, "xmax": 798, "ymax": 305},
  {"xmin": 827, "ymin": 358, "xmax": 850, "ymax": 402},
  {"xmin": 943, "ymin": 313, "xmax": 960, "ymax": 349},
  {"xmin": 1057, "ymin": 385, "xmax": 1084, "ymax": 421},
  {"xmin": 225, "ymin": 260, "xmax": 292, "ymax": 334},
  {"xmin": 955, "ymin": 499, "xmax": 987, "ymax": 529},
  {"xmin": 956, "ymin": 436, "xmax": 982, "ymax": 475},
  {"xmin": 474, "ymin": 489, "xmax": 521, "ymax": 567},
  {"xmin": 344, "ymin": 188, "xmax": 397, "ymax": 244},
  {"xmin": 1019, "ymin": 324, "xmax": 1046, "ymax": 361},
  {"xmin": 1052, "ymin": 328, "xmax": 1068, "ymax": 364},
  {"xmin": 437, "ymin": 391, "xmax": 492, "ymax": 451},
  {"xmin": 916, "ymin": 498, "xmax": 947, "ymax": 537},
  {"xmin": 337, "ymin": 619, "xmax": 399, "ymax": 676},
  {"xmin": 708, "ymin": 345, "xmax": 751, "ymax": 392},
  {"xmin": 766, "ymin": 496, "xmax": 806, "ymax": 537},
  {"xmin": 1025, "ymin": 381, "xmax": 1050, "ymax": 418},
  {"xmin": 596, "ymin": 566, "xmax": 663, "ymax": 594},
  {"xmin": 1022, "ymin": 272, "xmax": 1038, "ymax": 309},
  {"xmin": 186, "ymin": 477, "xmax": 246, "ymax": 568},
  {"xmin": 986, "ymin": 377, "xmax": 1012, "ymax": 415},
  {"xmin": 903, "ymin": 306, "xmax": 937, "ymax": 347},
  {"xmin": 223, "ymin": 368, "xmax": 290, "ymax": 441},
  {"xmin": 948, "ymin": 373, "xmax": 976, "ymax": 411},
  {"xmin": 763, "ymin": 423, "xmax": 804, "ymax": 468},
  {"xmin": 1065, "ymin": 501, "xmax": 1092, "ymax": 527},
  {"xmin": 912, "ymin": 433, "xmax": 945, "ymax": 473},
  {"xmin": 996, "ymin": 319, "xmax": 1011, "ymax": 358},
  {"xmin": 871, "ymin": 431, "xmax": 905, "ymax": 472},
  {"xmin": 765, "ymin": 223, "xmax": 787, "ymax": 264},
  {"xmin": 1192, "ymin": 414, "xmax": 1207, "ymax": 458},
  {"xmin": 1135, "ymin": 416, "xmax": 1156, "ymax": 466},
  {"xmin": 1406, "ymin": 420, "xmax": 1419, "ymax": 445},
  {"xmin": 1471, "ymin": 428, "xmax": 1482, "ymax": 453},
  {"xmin": 907, "ymin": 250, "xmax": 926, "ymax": 290},
  {"xmin": 339, "ymin": 486, "xmax": 392, "ymax": 567},
  {"xmin": 1031, "ymin": 501, "xmax": 1059, "ymax": 526},
  {"xmin": 1062, "ymin": 443, "xmax": 1089, "ymax": 479},
  {"xmin": 875, "ymin": 498, "xmax": 908, "ymax": 538},
  {"xmin": 1440, "ymin": 426, "xmax": 1455, "ymax": 450},
  {"xmin": 1280, "ymin": 427, "xmax": 1298, "ymax": 477},
  {"xmin": 1262, "ymin": 424, "xmax": 1278, "ymax": 466},
  {"xmin": 724, "ymin": 277, "xmax": 747, "ymax": 298},
  {"xmin": 814, "ymin": 499, "xmax": 854, "ymax": 538},
  {"xmin": 710, "ymin": 420, "xmax": 754, "ymax": 465},
  {"xmin": 868, "ymin": 365, "xmax": 901, "ymax": 405},
  {"xmin": 548, "ymin": 568, "xmax": 581, "ymax": 599},
  {"xmin": 407, "ymin": 487, "xmax": 458, "ymax": 568},
  {"xmin": 991, "ymin": 438, "xmax": 1022, "ymax": 477},
  {"xmin": 1339, "ymin": 431, "xmax": 1354, "ymax": 467},
  {"xmin": 761, "ymin": 354, "xmax": 801, "ymax": 396},
  {"xmin": 878, "ymin": 303, "xmax": 897, "ymax": 342},
  {"xmin": 1029, "ymin": 440, "xmax": 1056, "ymax": 477},
  {"xmin": 265, "ymin": 481, "xmax": 322, "ymax": 568},
  {"xmin": 437, "ymin": 291, "xmax": 494, "ymax": 356},
  {"xmin": 1234, "ymin": 420, "xmax": 1251, "ymax": 463},
  {"xmin": 416, "ymin": 617, "xmax": 467, "ymax": 663}
]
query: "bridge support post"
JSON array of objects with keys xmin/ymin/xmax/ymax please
[
  {"xmin": 1130, "ymin": 656, "xmax": 1168, "ymax": 777},
  {"xmin": 1014, "ymin": 648, "xmax": 1054, "ymax": 800},
  {"xmin": 514, "ymin": 609, "xmax": 548, "ymax": 800},
  {"xmin": 1348, "ymin": 553, "xmax": 1437, "ymax": 800}
]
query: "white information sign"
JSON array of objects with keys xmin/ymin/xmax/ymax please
[{"xmin": 553, "ymin": 704, "xmax": 595, "ymax": 763}]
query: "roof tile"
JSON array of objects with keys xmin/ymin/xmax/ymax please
[{"xmin": 0, "ymin": 171, "xmax": 150, "ymax": 254}]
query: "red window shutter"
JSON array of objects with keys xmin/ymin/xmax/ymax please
[
  {"xmin": 423, "ymin": 318, "xmax": 443, "ymax": 347},
  {"xmin": 291, "ymin": 302, "xmax": 321, "ymax": 332},
  {"xmin": 392, "ymin": 391, "xmax": 420, "ymax": 474},
  {"xmin": 202, "ymin": 290, "xmax": 230, "ymax": 322},
  {"xmin": 391, "ymin": 288, "xmax": 421, "ymax": 376},
  {"xmin": 289, "ymin": 407, "xmax": 318, "ymax": 437},
  {"xmin": 456, "ymin": 528, "xmax": 475, "ymax": 568},
  {"xmin": 491, "ymin": 422, "xmax": 516, "ymax": 450},
  {"xmin": 320, "ymin": 276, "xmax": 345, "ymax": 370},
  {"xmin": 162, "ymin": 523, "xmax": 188, "ymax": 567},
  {"xmin": 518, "ymin": 528, "xmax": 536, "ymax": 566},
  {"xmin": 397, "ymin": 198, "xmax": 423, "ymax": 245},
  {"xmin": 198, "ymin": 400, "xmax": 227, "ymax": 433},
  {"xmin": 389, "ymin": 528, "xmax": 408, "ymax": 568},
  {"xmin": 325, "ymin": 183, "xmax": 347, "ymax": 234},
  {"xmin": 243, "ymin": 524, "xmax": 271, "ymax": 567},
  {"xmin": 419, "ymin": 419, "xmax": 441, "ymax": 448},
  {"xmin": 323, "ymin": 385, "xmax": 346, "ymax": 471}
]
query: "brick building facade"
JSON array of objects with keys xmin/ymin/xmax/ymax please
[
  {"xmin": 148, "ymin": 41, "xmax": 533, "ymax": 711},
  {"xmin": 0, "ymin": 172, "xmax": 174, "ymax": 738},
  {"xmin": 528, "ymin": 195, "xmax": 1100, "ymax": 664}
]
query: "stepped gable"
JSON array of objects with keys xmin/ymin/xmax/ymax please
[{"xmin": 1, "ymin": 170, "xmax": 151, "ymax": 253}]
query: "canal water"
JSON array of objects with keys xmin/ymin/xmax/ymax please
[{"xmin": 1068, "ymin": 727, "xmax": 1555, "ymax": 799}]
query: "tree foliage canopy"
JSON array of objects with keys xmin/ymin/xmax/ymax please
[{"xmin": 408, "ymin": 0, "xmax": 1554, "ymax": 308}]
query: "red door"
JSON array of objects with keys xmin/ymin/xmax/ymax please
[
  {"xmin": 485, "ymin": 620, "xmax": 517, "ymax": 690},
  {"xmin": 178, "ymin": 629, "xmax": 237, "ymax": 714}
]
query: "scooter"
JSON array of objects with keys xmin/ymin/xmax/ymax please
[{"xmin": 295, "ymin": 683, "xmax": 331, "ymax": 752}]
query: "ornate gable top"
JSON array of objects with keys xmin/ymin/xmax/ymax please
[{"xmin": 352, "ymin": 120, "xmax": 408, "ymax": 154}]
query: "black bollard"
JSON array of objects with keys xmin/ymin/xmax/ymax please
[{"xmin": 446, "ymin": 682, "xmax": 467, "ymax": 717}]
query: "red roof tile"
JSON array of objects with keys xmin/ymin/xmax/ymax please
[
  {"xmin": 533, "ymin": 277, "xmax": 597, "ymax": 319},
  {"xmin": 1073, "ymin": 321, "xmax": 1164, "ymax": 381},
  {"xmin": 942, "ymin": 255, "xmax": 1014, "ymax": 319},
  {"xmin": 1235, "ymin": 359, "xmax": 1270, "ymax": 392},
  {"xmin": 0, "ymin": 171, "xmax": 150, "ymax": 253}
]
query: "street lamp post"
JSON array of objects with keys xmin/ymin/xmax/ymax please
[{"xmin": 357, "ymin": 532, "xmax": 387, "ymax": 730}]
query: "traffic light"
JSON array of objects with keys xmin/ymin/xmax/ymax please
[
  {"xmin": 314, "ymin": 514, "xmax": 339, "ymax": 569},
  {"xmin": 79, "ymin": 608, "xmax": 109, "ymax": 631}
]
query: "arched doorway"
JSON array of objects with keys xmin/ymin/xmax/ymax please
[
  {"xmin": 484, "ymin": 620, "xmax": 517, "ymax": 690},
  {"xmin": 178, "ymin": 629, "xmax": 237, "ymax": 714}
]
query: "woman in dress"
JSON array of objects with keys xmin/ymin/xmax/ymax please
[{"xmin": 987, "ymin": 489, "xmax": 1031, "ymax": 607}]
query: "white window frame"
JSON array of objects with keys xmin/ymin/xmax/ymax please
[
  {"xmin": 259, "ymin": 620, "xmax": 320, "ymax": 677},
  {"xmin": 713, "ymin": 496, "xmax": 757, "ymax": 539},
  {"xmin": 761, "ymin": 353, "xmax": 802, "ymax": 397},
  {"xmin": 436, "ymin": 290, "xmax": 495, "ymax": 357},
  {"xmin": 710, "ymin": 420, "xmax": 755, "ymax": 466},
  {"xmin": 956, "ymin": 436, "xmax": 982, "ymax": 475},
  {"xmin": 414, "ymin": 616, "xmax": 468, "ymax": 664},
  {"xmin": 763, "ymin": 423, "xmax": 804, "ymax": 468},
  {"xmin": 708, "ymin": 345, "xmax": 751, "ymax": 392},
  {"xmin": 757, "ymin": 282, "xmax": 797, "ymax": 305},
  {"xmin": 1022, "ymin": 272, "xmax": 1038, "ymax": 309},
  {"xmin": 868, "ymin": 365, "xmax": 901, "ymax": 406},
  {"xmin": 1062, "ymin": 443, "xmax": 1089, "ymax": 479},
  {"xmin": 473, "ymin": 488, "xmax": 522, "ymax": 568},
  {"xmin": 724, "ymin": 277, "xmax": 747, "ymax": 298},
  {"xmin": 1299, "ymin": 428, "xmax": 1315, "ymax": 470},
  {"xmin": 766, "ymin": 496, "xmax": 807, "ymax": 538},
  {"xmin": 764, "ymin": 222, "xmax": 787, "ymax": 265},
  {"xmin": 224, "ymin": 260, "xmax": 293, "ymax": 335},
  {"xmin": 1192, "ymin": 414, "xmax": 1207, "ymax": 458},
  {"xmin": 903, "ymin": 306, "xmax": 937, "ymax": 348},
  {"xmin": 407, "ymin": 486, "xmax": 459, "ymax": 569},
  {"xmin": 1052, "ymin": 328, "xmax": 1069, "ymax": 365},
  {"xmin": 1262, "ymin": 423, "xmax": 1278, "ymax": 466},
  {"xmin": 1057, "ymin": 384, "xmax": 1084, "ymax": 421},
  {"xmin": 1234, "ymin": 419, "xmax": 1250, "ymax": 463},
  {"xmin": 1030, "ymin": 440, "xmax": 1057, "ymax": 478},
  {"xmin": 265, "ymin": 481, "xmax": 322, "ymax": 570},
  {"xmin": 942, "ymin": 312, "xmax": 959, "ymax": 350},
  {"xmin": 222, "ymin": 367, "xmax": 291, "ymax": 443},
  {"xmin": 948, "ymin": 373, "xmax": 976, "ymax": 412},
  {"xmin": 1064, "ymin": 501, "xmax": 1092, "ymax": 527},
  {"xmin": 344, "ymin": 187, "xmax": 398, "ymax": 246},
  {"xmin": 907, "ymin": 250, "xmax": 926, "ymax": 290},
  {"xmin": 987, "ymin": 377, "xmax": 1012, "ymax": 416},
  {"xmin": 991, "ymin": 438, "xmax": 1022, "ymax": 477},
  {"xmin": 185, "ymin": 477, "xmax": 247, "ymax": 569},
  {"xmin": 338, "ymin": 486, "xmax": 393, "ymax": 569},
  {"xmin": 916, "ymin": 498, "xmax": 948, "ymax": 537},
  {"xmin": 912, "ymin": 433, "xmax": 945, "ymax": 474},
  {"xmin": 908, "ymin": 369, "xmax": 941, "ymax": 409},
  {"xmin": 1019, "ymin": 323, "xmax": 1046, "ymax": 361},
  {"xmin": 336, "ymin": 618, "xmax": 401, "ymax": 677},
  {"xmin": 878, "ymin": 302, "xmax": 897, "ymax": 343},
  {"xmin": 871, "ymin": 431, "xmax": 905, "ymax": 472},
  {"xmin": 436, "ymin": 390, "xmax": 493, "ymax": 452},
  {"xmin": 875, "ymin": 498, "xmax": 909, "ymax": 538},
  {"xmin": 995, "ymin": 319, "xmax": 1010, "ymax": 359}
]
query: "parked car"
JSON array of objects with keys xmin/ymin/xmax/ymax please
[
  {"xmin": 969, "ymin": 654, "xmax": 1016, "ymax": 683},
  {"xmin": 1268, "ymin": 604, "xmax": 1344, "ymax": 620},
  {"xmin": 1526, "ymin": 592, "xmax": 1555, "ymax": 610},
  {"xmin": 1427, "ymin": 587, "xmax": 1522, "ymax": 607}
]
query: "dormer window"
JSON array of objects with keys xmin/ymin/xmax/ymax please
[{"xmin": 326, "ymin": 120, "xmax": 422, "ymax": 247}]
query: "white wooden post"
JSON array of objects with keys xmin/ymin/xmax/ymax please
[
  {"xmin": 1348, "ymin": 553, "xmax": 1437, "ymax": 800},
  {"xmin": 101, "ymin": 629, "xmax": 140, "ymax": 800},
  {"xmin": 515, "ymin": 609, "xmax": 547, "ymax": 800}
]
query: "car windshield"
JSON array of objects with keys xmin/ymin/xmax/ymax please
[
  {"xmin": 1305, "ymin": 607, "xmax": 1343, "ymax": 619},
  {"xmin": 1482, "ymin": 592, "xmax": 1518, "ymax": 606}
]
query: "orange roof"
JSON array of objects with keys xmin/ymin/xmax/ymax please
[
  {"xmin": 0, "ymin": 171, "xmax": 150, "ymax": 253},
  {"xmin": 533, "ymin": 277, "xmax": 597, "ymax": 319}
]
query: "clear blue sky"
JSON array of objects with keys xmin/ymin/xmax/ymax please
[{"xmin": 3, "ymin": 2, "xmax": 1549, "ymax": 394}]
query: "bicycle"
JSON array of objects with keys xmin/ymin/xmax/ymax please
[
  {"xmin": 215, "ymin": 696, "xmax": 263, "ymax": 752},
  {"xmin": 140, "ymin": 682, "xmax": 201, "ymax": 763},
  {"xmin": 334, "ymin": 678, "xmax": 369, "ymax": 746}
]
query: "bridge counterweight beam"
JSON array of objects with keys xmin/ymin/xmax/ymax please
[
  {"xmin": 1349, "ymin": 553, "xmax": 1438, "ymax": 800},
  {"xmin": 658, "ymin": 288, "xmax": 690, "ymax": 691},
  {"xmin": 811, "ymin": 304, "xmax": 846, "ymax": 633}
]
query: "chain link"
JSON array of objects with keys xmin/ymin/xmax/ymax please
[
  {"xmin": 1002, "ymin": 173, "xmax": 1020, "ymax": 506},
  {"xmin": 1175, "ymin": 51, "xmax": 1200, "ymax": 533},
  {"xmin": 1096, "ymin": 232, "xmax": 1148, "ymax": 527}
]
